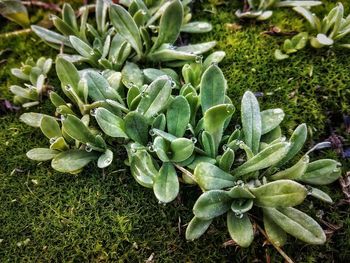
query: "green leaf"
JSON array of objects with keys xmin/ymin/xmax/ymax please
[
  {"xmin": 153, "ymin": 136, "xmax": 170, "ymax": 162},
  {"xmin": 200, "ymin": 64, "xmax": 226, "ymax": 114},
  {"xmin": 130, "ymin": 149, "xmax": 157, "ymax": 188},
  {"xmin": 261, "ymin": 109, "xmax": 285, "ymax": 135},
  {"xmin": 166, "ymin": 95, "xmax": 190, "ymax": 137},
  {"xmin": 274, "ymin": 49, "xmax": 289, "ymax": 60},
  {"xmin": 193, "ymin": 190, "xmax": 232, "ymax": 220},
  {"xmin": 27, "ymin": 148, "xmax": 59, "ymax": 161},
  {"xmin": 40, "ymin": 116, "xmax": 62, "ymax": 139},
  {"xmin": 109, "ymin": 4, "xmax": 143, "ymax": 57},
  {"xmin": 69, "ymin": 36, "xmax": 94, "ymax": 59},
  {"xmin": 51, "ymin": 150, "xmax": 99, "ymax": 173},
  {"xmin": 232, "ymin": 142, "xmax": 290, "ymax": 178},
  {"xmin": 228, "ymin": 186, "xmax": 255, "ymax": 199},
  {"xmin": 186, "ymin": 156, "xmax": 217, "ymax": 170},
  {"xmin": 148, "ymin": 44, "xmax": 197, "ymax": 62},
  {"xmin": 137, "ymin": 76, "xmax": 172, "ymax": 119},
  {"xmin": 170, "ymin": 138, "xmax": 194, "ymax": 162},
  {"xmin": 250, "ymin": 180, "xmax": 307, "ymax": 207},
  {"xmin": 96, "ymin": 0, "xmax": 108, "ymax": 33},
  {"xmin": 263, "ymin": 212, "xmax": 287, "ymax": 247},
  {"xmin": 95, "ymin": 108, "xmax": 128, "ymax": 138},
  {"xmin": 62, "ymin": 4, "xmax": 77, "ymax": 30},
  {"xmin": 124, "ymin": 111, "xmax": 149, "ymax": 145},
  {"xmin": 203, "ymin": 51, "xmax": 225, "ymax": 70},
  {"xmin": 227, "ymin": 212, "xmax": 254, "ymax": 248},
  {"xmin": 194, "ymin": 162, "xmax": 235, "ymax": 191},
  {"xmin": 49, "ymin": 137, "xmax": 69, "ymax": 151},
  {"xmin": 97, "ymin": 149, "xmax": 113, "ymax": 168},
  {"xmin": 219, "ymin": 148, "xmax": 235, "ymax": 172},
  {"xmin": 185, "ymin": 216, "xmax": 213, "ymax": 240},
  {"xmin": 276, "ymin": 123, "xmax": 307, "ymax": 167},
  {"xmin": 152, "ymin": 0, "xmax": 183, "ymax": 50},
  {"xmin": 62, "ymin": 114, "xmax": 97, "ymax": 145},
  {"xmin": 270, "ymin": 155, "xmax": 309, "ymax": 181},
  {"xmin": 152, "ymin": 113, "xmax": 166, "ymax": 131},
  {"xmin": 263, "ymin": 207, "xmax": 326, "ymax": 244},
  {"xmin": 231, "ymin": 199, "xmax": 253, "ymax": 214},
  {"xmin": 31, "ymin": 25, "xmax": 71, "ymax": 47},
  {"xmin": 122, "ymin": 61, "xmax": 144, "ymax": 88},
  {"xmin": 0, "ymin": 0, "xmax": 29, "ymax": 27},
  {"xmin": 241, "ymin": 91, "xmax": 262, "ymax": 154},
  {"xmin": 153, "ymin": 162, "xmax": 179, "ymax": 203},
  {"xmin": 203, "ymin": 104, "xmax": 235, "ymax": 154},
  {"xmin": 181, "ymin": 21, "xmax": 212, "ymax": 33},
  {"xmin": 201, "ymin": 131, "xmax": 216, "ymax": 158},
  {"xmin": 300, "ymin": 159, "xmax": 342, "ymax": 185},
  {"xmin": 308, "ymin": 187, "xmax": 333, "ymax": 204},
  {"xmin": 20, "ymin": 112, "xmax": 53, "ymax": 127},
  {"xmin": 84, "ymin": 71, "xmax": 121, "ymax": 102},
  {"xmin": 56, "ymin": 56, "xmax": 80, "ymax": 100},
  {"xmin": 176, "ymin": 41, "xmax": 217, "ymax": 55}
]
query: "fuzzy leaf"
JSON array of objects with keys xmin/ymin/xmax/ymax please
[
  {"xmin": 194, "ymin": 162, "xmax": 235, "ymax": 191},
  {"xmin": 185, "ymin": 216, "xmax": 213, "ymax": 240},
  {"xmin": 124, "ymin": 111, "xmax": 149, "ymax": 145},
  {"xmin": 232, "ymin": 142, "xmax": 290, "ymax": 178},
  {"xmin": 153, "ymin": 162, "xmax": 179, "ymax": 203},
  {"xmin": 200, "ymin": 64, "xmax": 226, "ymax": 113},
  {"xmin": 261, "ymin": 109, "xmax": 285, "ymax": 135},
  {"xmin": 109, "ymin": 4, "xmax": 143, "ymax": 56},
  {"xmin": 130, "ymin": 149, "xmax": 157, "ymax": 188},
  {"xmin": 27, "ymin": 148, "xmax": 59, "ymax": 161},
  {"xmin": 263, "ymin": 207, "xmax": 326, "ymax": 244},
  {"xmin": 263, "ymin": 213, "xmax": 287, "ymax": 247},
  {"xmin": 166, "ymin": 95, "xmax": 190, "ymax": 137},
  {"xmin": 241, "ymin": 91, "xmax": 262, "ymax": 154},
  {"xmin": 40, "ymin": 116, "xmax": 62, "ymax": 139},
  {"xmin": 193, "ymin": 190, "xmax": 232, "ymax": 220},
  {"xmin": 227, "ymin": 212, "xmax": 254, "ymax": 248},
  {"xmin": 137, "ymin": 76, "xmax": 172, "ymax": 119},
  {"xmin": 300, "ymin": 159, "xmax": 342, "ymax": 185},
  {"xmin": 51, "ymin": 150, "xmax": 98, "ymax": 173},
  {"xmin": 250, "ymin": 180, "xmax": 307, "ymax": 207},
  {"xmin": 152, "ymin": 0, "xmax": 183, "ymax": 49},
  {"xmin": 95, "ymin": 108, "xmax": 128, "ymax": 138}
]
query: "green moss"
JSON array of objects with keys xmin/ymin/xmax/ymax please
[{"xmin": 0, "ymin": 1, "xmax": 350, "ymax": 262}]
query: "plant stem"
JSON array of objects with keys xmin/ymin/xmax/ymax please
[
  {"xmin": 22, "ymin": 1, "xmax": 61, "ymax": 12},
  {"xmin": 0, "ymin": 29, "xmax": 32, "ymax": 39},
  {"xmin": 174, "ymin": 164, "xmax": 195, "ymax": 180},
  {"xmin": 254, "ymin": 222, "xmax": 295, "ymax": 263}
]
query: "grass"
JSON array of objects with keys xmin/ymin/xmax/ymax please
[{"xmin": 0, "ymin": 0, "xmax": 350, "ymax": 262}]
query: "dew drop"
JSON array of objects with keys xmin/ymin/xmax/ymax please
[
  {"xmin": 49, "ymin": 137, "xmax": 57, "ymax": 144},
  {"xmin": 234, "ymin": 124, "xmax": 241, "ymax": 130},
  {"xmin": 195, "ymin": 55, "xmax": 203, "ymax": 64},
  {"xmin": 85, "ymin": 144, "xmax": 92, "ymax": 152},
  {"xmin": 222, "ymin": 144, "xmax": 228, "ymax": 151},
  {"xmin": 148, "ymin": 142, "xmax": 155, "ymax": 152},
  {"xmin": 65, "ymin": 85, "xmax": 72, "ymax": 91},
  {"xmin": 235, "ymin": 213, "xmax": 244, "ymax": 219},
  {"xmin": 149, "ymin": 129, "xmax": 156, "ymax": 136},
  {"xmin": 60, "ymin": 114, "xmax": 66, "ymax": 121},
  {"xmin": 149, "ymin": 25, "xmax": 158, "ymax": 33},
  {"xmin": 190, "ymin": 137, "xmax": 197, "ymax": 144},
  {"xmin": 171, "ymin": 81, "xmax": 177, "ymax": 88},
  {"xmin": 306, "ymin": 185, "xmax": 313, "ymax": 195},
  {"xmin": 90, "ymin": 108, "xmax": 97, "ymax": 116}
]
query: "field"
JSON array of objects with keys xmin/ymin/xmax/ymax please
[{"xmin": 0, "ymin": 1, "xmax": 349, "ymax": 262}]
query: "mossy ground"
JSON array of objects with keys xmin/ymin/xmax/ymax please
[{"xmin": 0, "ymin": 1, "xmax": 349, "ymax": 262}]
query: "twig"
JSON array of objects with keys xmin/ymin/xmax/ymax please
[
  {"xmin": 0, "ymin": 29, "xmax": 32, "ymax": 39},
  {"xmin": 254, "ymin": 222, "xmax": 295, "ymax": 263},
  {"xmin": 174, "ymin": 164, "xmax": 195, "ymax": 180},
  {"xmin": 22, "ymin": 1, "xmax": 61, "ymax": 12}
]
